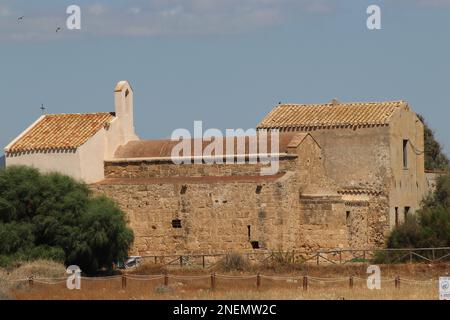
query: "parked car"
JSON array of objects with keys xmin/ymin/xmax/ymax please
[{"xmin": 124, "ymin": 256, "xmax": 142, "ymax": 269}]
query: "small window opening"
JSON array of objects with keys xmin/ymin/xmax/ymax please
[
  {"xmin": 404, "ymin": 207, "xmax": 410, "ymax": 221},
  {"xmin": 256, "ymin": 185, "xmax": 262, "ymax": 194},
  {"xmin": 125, "ymin": 89, "xmax": 130, "ymax": 97},
  {"xmin": 180, "ymin": 185, "xmax": 187, "ymax": 194},
  {"xmin": 395, "ymin": 207, "xmax": 399, "ymax": 227},
  {"xmin": 172, "ymin": 219, "xmax": 182, "ymax": 228},
  {"xmin": 247, "ymin": 225, "xmax": 251, "ymax": 241},
  {"xmin": 250, "ymin": 241, "xmax": 260, "ymax": 249},
  {"xmin": 403, "ymin": 139, "xmax": 408, "ymax": 168},
  {"xmin": 346, "ymin": 211, "xmax": 350, "ymax": 221}
]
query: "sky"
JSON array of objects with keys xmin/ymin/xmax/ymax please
[{"xmin": 1, "ymin": 0, "xmax": 450, "ymax": 155}]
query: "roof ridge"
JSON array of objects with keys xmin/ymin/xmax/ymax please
[
  {"xmin": 257, "ymin": 100, "xmax": 409, "ymax": 129},
  {"xmin": 276, "ymin": 100, "xmax": 406, "ymax": 107},
  {"xmin": 43, "ymin": 111, "xmax": 115, "ymax": 116}
]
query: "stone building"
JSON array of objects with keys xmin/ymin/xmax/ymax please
[{"xmin": 4, "ymin": 81, "xmax": 427, "ymax": 255}]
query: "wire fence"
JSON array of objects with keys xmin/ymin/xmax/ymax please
[
  {"xmin": 139, "ymin": 247, "xmax": 450, "ymax": 268},
  {"xmin": 6, "ymin": 273, "xmax": 441, "ymax": 292}
]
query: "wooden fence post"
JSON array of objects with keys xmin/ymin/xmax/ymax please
[
  {"xmin": 202, "ymin": 255, "xmax": 205, "ymax": 269},
  {"xmin": 28, "ymin": 276, "xmax": 34, "ymax": 288},
  {"xmin": 409, "ymin": 250, "xmax": 413, "ymax": 263},
  {"xmin": 154, "ymin": 256, "xmax": 157, "ymax": 264},
  {"xmin": 395, "ymin": 276, "xmax": 400, "ymax": 289},
  {"xmin": 302, "ymin": 276, "xmax": 308, "ymax": 291},
  {"xmin": 339, "ymin": 251, "xmax": 342, "ymax": 264},
  {"xmin": 211, "ymin": 273, "xmax": 216, "ymax": 291},
  {"xmin": 164, "ymin": 272, "xmax": 169, "ymax": 286},
  {"xmin": 180, "ymin": 256, "xmax": 183, "ymax": 267},
  {"xmin": 349, "ymin": 276, "xmax": 354, "ymax": 289},
  {"xmin": 122, "ymin": 275, "xmax": 127, "ymax": 289},
  {"xmin": 316, "ymin": 253, "xmax": 320, "ymax": 266},
  {"xmin": 256, "ymin": 273, "xmax": 261, "ymax": 289}
]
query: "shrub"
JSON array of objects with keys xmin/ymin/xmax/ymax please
[
  {"xmin": 218, "ymin": 253, "xmax": 248, "ymax": 271},
  {"xmin": 0, "ymin": 166, "xmax": 134, "ymax": 274},
  {"xmin": 270, "ymin": 250, "xmax": 295, "ymax": 266},
  {"xmin": 381, "ymin": 173, "xmax": 450, "ymax": 263}
]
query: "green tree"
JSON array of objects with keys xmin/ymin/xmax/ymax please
[
  {"xmin": 417, "ymin": 114, "xmax": 449, "ymax": 171},
  {"xmin": 0, "ymin": 166, "xmax": 133, "ymax": 274}
]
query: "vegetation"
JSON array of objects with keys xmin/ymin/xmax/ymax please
[
  {"xmin": 7, "ymin": 263, "xmax": 446, "ymax": 300},
  {"xmin": 380, "ymin": 174, "xmax": 450, "ymax": 263},
  {"xmin": 418, "ymin": 114, "xmax": 449, "ymax": 171},
  {"xmin": 218, "ymin": 252, "xmax": 249, "ymax": 271},
  {"xmin": 0, "ymin": 166, "xmax": 133, "ymax": 274},
  {"xmin": 372, "ymin": 116, "xmax": 449, "ymax": 263}
]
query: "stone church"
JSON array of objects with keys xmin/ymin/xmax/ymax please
[{"xmin": 4, "ymin": 81, "xmax": 427, "ymax": 255}]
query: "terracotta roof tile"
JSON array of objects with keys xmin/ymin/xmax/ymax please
[
  {"xmin": 257, "ymin": 101, "xmax": 407, "ymax": 130},
  {"xmin": 114, "ymin": 133, "xmax": 300, "ymax": 159},
  {"xmin": 338, "ymin": 188, "xmax": 383, "ymax": 196},
  {"xmin": 7, "ymin": 112, "xmax": 115, "ymax": 153}
]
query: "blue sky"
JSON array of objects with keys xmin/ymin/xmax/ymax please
[{"xmin": 1, "ymin": 0, "xmax": 450, "ymax": 155}]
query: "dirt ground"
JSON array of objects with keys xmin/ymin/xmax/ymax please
[{"xmin": 5, "ymin": 262, "xmax": 449, "ymax": 300}]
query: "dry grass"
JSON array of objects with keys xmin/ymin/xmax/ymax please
[
  {"xmin": 10, "ymin": 276, "xmax": 439, "ymax": 300},
  {"xmin": 6, "ymin": 260, "xmax": 66, "ymax": 280},
  {"xmin": 5, "ymin": 262, "xmax": 449, "ymax": 300},
  {"xmin": 0, "ymin": 259, "xmax": 66, "ymax": 300}
]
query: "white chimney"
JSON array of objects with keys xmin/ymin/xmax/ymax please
[{"xmin": 114, "ymin": 80, "xmax": 137, "ymax": 142}]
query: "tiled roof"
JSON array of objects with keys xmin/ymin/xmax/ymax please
[
  {"xmin": 113, "ymin": 133, "xmax": 302, "ymax": 159},
  {"xmin": 257, "ymin": 101, "xmax": 407, "ymax": 130},
  {"xmin": 338, "ymin": 188, "xmax": 383, "ymax": 196},
  {"xmin": 6, "ymin": 113, "xmax": 115, "ymax": 153}
]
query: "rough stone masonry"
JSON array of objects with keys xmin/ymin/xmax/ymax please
[{"xmin": 5, "ymin": 81, "xmax": 428, "ymax": 256}]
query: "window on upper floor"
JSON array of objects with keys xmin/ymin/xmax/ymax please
[{"xmin": 403, "ymin": 139, "xmax": 409, "ymax": 168}]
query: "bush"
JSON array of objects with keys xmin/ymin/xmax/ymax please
[
  {"xmin": 218, "ymin": 253, "xmax": 248, "ymax": 271},
  {"xmin": 382, "ymin": 173, "xmax": 450, "ymax": 261},
  {"xmin": 270, "ymin": 250, "xmax": 295, "ymax": 266},
  {"xmin": 0, "ymin": 166, "xmax": 134, "ymax": 274}
]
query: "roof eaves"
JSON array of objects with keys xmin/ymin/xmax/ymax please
[{"xmin": 4, "ymin": 115, "xmax": 46, "ymax": 153}]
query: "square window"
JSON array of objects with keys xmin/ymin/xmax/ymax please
[{"xmin": 172, "ymin": 219, "xmax": 182, "ymax": 228}]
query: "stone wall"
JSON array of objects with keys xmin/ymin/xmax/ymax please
[
  {"xmin": 91, "ymin": 132, "xmax": 395, "ymax": 255},
  {"xmin": 92, "ymin": 136, "xmax": 366, "ymax": 255},
  {"xmin": 104, "ymin": 156, "xmax": 297, "ymax": 179},
  {"xmin": 299, "ymin": 195, "xmax": 347, "ymax": 250},
  {"xmin": 92, "ymin": 172, "xmax": 306, "ymax": 255}
]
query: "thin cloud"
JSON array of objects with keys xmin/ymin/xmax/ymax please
[
  {"xmin": 87, "ymin": 4, "xmax": 108, "ymax": 16},
  {"xmin": 0, "ymin": 0, "xmax": 336, "ymax": 41},
  {"xmin": 0, "ymin": 5, "xmax": 12, "ymax": 17}
]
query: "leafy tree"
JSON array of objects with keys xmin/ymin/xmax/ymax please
[
  {"xmin": 0, "ymin": 166, "xmax": 133, "ymax": 274},
  {"xmin": 417, "ymin": 114, "xmax": 449, "ymax": 171}
]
